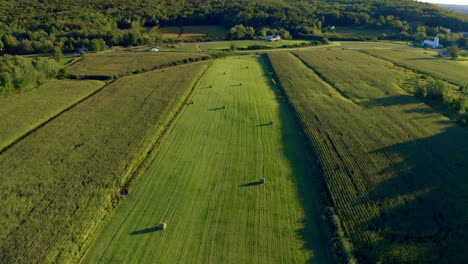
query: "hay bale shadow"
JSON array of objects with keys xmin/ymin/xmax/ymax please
[
  {"xmin": 129, "ymin": 226, "xmax": 162, "ymax": 235},
  {"xmin": 256, "ymin": 121, "xmax": 273, "ymax": 127},
  {"xmin": 239, "ymin": 181, "xmax": 262, "ymax": 187}
]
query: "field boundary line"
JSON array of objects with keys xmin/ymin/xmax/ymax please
[
  {"xmin": 290, "ymin": 52, "xmax": 357, "ymax": 104},
  {"xmin": 262, "ymin": 54, "xmax": 339, "ymax": 262},
  {"xmin": 77, "ymin": 61, "xmax": 213, "ymax": 263},
  {"xmin": 0, "ymin": 81, "xmax": 112, "ymax": 155},
  {"xmin": 119, "ymin": 61, "xmax": 212, "ymax": 190},
  {"xmin": 265, "ymin": 53, "xmax": 357, "ymax": 262}
]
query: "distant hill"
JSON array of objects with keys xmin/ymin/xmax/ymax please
[
  {"xmin": 435, "ymin": 4, "xmax": 468, "ymax": 14},
  {"xmin": 0, "ymin": 0, "xmax": 467, "ymax": 54}
]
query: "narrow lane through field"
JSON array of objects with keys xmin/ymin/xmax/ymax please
[{"xmin": 82, "ymin": 55, "xmax": 332, "ymax": 263}]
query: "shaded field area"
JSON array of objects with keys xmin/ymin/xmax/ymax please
[
  {"xmin": 82, "ymin": 56, "xmax": 333, "ymax": 263},
  {"xmin": 65, "ymin": 51, "xmax": 207, "ymax": 79},
  {"xmin": 362, "ymin": 48, "xmax": 468, "ymax": 87},
  {"xmin": 159, "ymin": 25, "xmax": 228, "ymax": 41},
  {"xmin": 0, "ymin": 63, "xmax": 209, "ymax": 263},
  {"xmin": 268, "ymin": 52, "xmax": 468, "ymax": 263},
  {"xmin": 0, "ymin": 80, "xmax": 104, "ymax": 151}
]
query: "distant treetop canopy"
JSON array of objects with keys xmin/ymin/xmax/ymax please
[{"xmin": 0, "ymin": 0, "xmax": 466, "ymax": 54}]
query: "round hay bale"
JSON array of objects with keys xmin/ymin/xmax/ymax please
[
  {"xmin": 159, "ymin": 222, "xmax": 167, "ymax": 230},
  {"xmin": 259, "ymin": 178, "xmax": 265, "ymax": 184}
]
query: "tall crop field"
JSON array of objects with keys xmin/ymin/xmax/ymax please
[
  {"xmin": 66, "ymin": 51, "xmax": 207, "ymax": 79},
  {"xmin": 0, "ymin": 62, "xmax": 209, "ymax": 263},
  {"xmin": 0, "ymin": 80, "xmax": 104, "ymax": 151},
  {"xmin": 268, "ymin": 52, "xmax": 468, "ymax": 263},
  {"xmin": 362, "ymin": 49, "xmax": 468, "ymax": 87}
]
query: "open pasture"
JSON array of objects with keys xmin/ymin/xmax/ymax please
[
  {"xmin": 65, "ymin": 51, "xmax": 206, "ymax": 79},
  {"xmin": 0, "ymin": 63, "xmax": 209, "ymax": 263},
  {"xmin": 0, "ymin": 80, "xmax": 104, "ymax": 151},
  {"xmin": 268, "ymin": 52, "xmax": 468, "ymax": 263},
  {"xmin": 82, "ymin": 56, "xmax": 333, "ymax": 263}
]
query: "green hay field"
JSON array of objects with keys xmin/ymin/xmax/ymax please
[
  {"xmin": 66, "ymin": 51, "xmax": 206, "ymax": 79},
  {"xmin": 0, "ymin": 80, "xmax": 104, "ymax": 151},
  {"xmin": 82, "ymin": 56, "xmax": 333, "ymax": 263},
  {"xmin": 0, "ymin": 63, "xmax": 209, "ymax": 263},
  {"xmin": 268, "ymin": 52, "xmax": 468, "ymax": 263}
]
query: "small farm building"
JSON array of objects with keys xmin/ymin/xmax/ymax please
[
  {"xmin": 266, "ymin": 35, "xmax": 281, "ymax": 42},
  {"xmin": 422, "ymin": 37, "xmax": 440, "ymax": 49}
]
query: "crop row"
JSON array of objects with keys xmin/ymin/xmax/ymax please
[
  {"xmin": 0, "ymin": 80, "xmax": 104, "ymax": 152},
  {"xmin": 0, "ymin": 62, "xmax": 209, "ymax": 263},
  {"xmin": 267, "ymin": 51, "xmax": 468, "ymax": 263}
]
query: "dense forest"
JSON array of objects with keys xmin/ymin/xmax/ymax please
[{"xmin": 0, "ymin": 0, "xmax": 466, "ymax": 55}]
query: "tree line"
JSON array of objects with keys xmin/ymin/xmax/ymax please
[{"xmin": 0, "ymin": 0, "xmax": 466, "ymax": 55}]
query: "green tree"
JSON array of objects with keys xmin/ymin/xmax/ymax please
[
  {"xmin": 449, "ymin": 45, "xmax": 460, "ymax": 58},
  {"xmin": 279, "ymin": 29, "xmax": 292, "ymax": 40},
  {"xmin": 229, "ymin": 24, "xmax": 246, "ymax": 40},
  {"xmin": 52, "ymin": 46, "xmax": 63, "ymax": 62},
  {"xmin": 229, "ymin": 42, "xmax": 237, "ymax": 52},
  {"xmin": 89, "ymin": 38, "xmax": 107, "ymax": 52}
]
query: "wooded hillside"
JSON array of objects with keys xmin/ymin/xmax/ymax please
[{"xmin": 0, "ymin": 0, "xmax": 466, "ymax": 54}]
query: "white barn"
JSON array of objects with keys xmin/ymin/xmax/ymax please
[
  {"xmin": 266, "ymin": 35, "xmax": 281, "ymax": 42},
  {"xmin": 422, "ymin": 37, "xmax": 440, "ymax": 49}
]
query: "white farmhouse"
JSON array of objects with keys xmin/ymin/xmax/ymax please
[
  {"xmin": 266, "ymin": 35, "xmax": 281, "ymax": 42},
  {"xmin": 422, "ymin": 37, "xmax": 440, "ymax": 49}
]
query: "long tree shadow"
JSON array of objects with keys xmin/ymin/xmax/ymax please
[
  {"xmin": 129, "ymin": 226, "xmax": 162, "ymax": 235},
  {"xmin": 350, "ymin": 101, "xmax": 468, "ymax": 262}
]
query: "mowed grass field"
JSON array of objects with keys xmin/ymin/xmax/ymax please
[
  {"xmin": 0, "ymin": 62, "xmax": 209, "ymax": 263},
  {"xmin": 0, "ymin": 80, "xmax": 104, "ymax": 151},
  {"xmin": 268, "ymin": 52, "xmax": 468, "ymax": 263},
  {"xmin": 82, "ymin": 56, "xmax": 333, "ymax": 263},
  {"xmin": 66, "ymin": 51, "xmax": 206, "ymax": 79}
]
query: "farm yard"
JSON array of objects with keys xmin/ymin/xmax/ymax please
[
  {"xmin": 0, "ymin": 62, "xmax": 209, "ymax": 263},
  {"xmin": 267, "ymin": 51, "xmax": 468, "ymax": 263},
  {"xmin": 0, "ymin": 80, "xmax": 104, "ymax": 151},
  {"xmin": 82, "ymin": 55, "xmax": 333, "ymax": 263}
]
